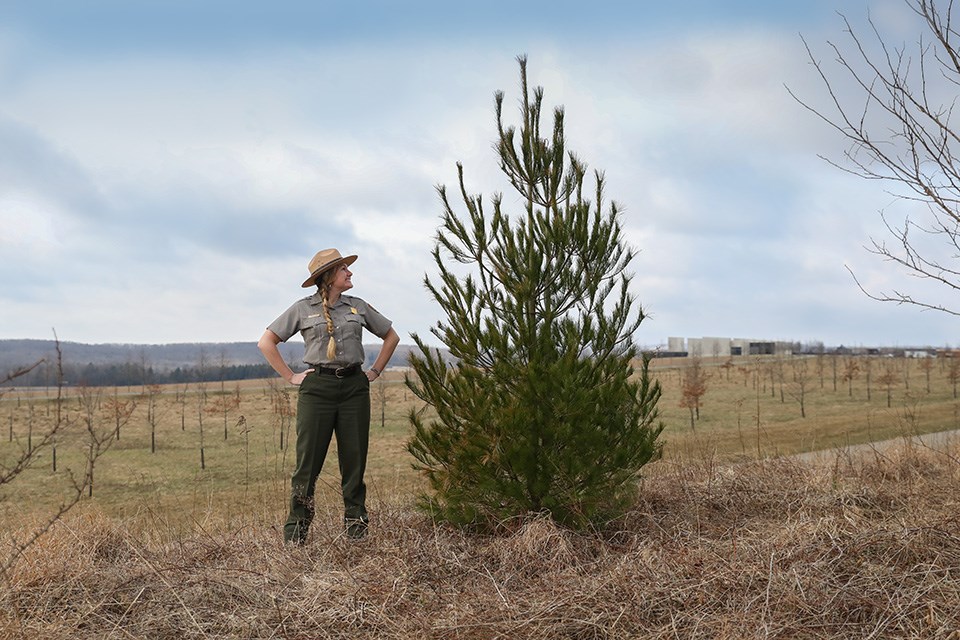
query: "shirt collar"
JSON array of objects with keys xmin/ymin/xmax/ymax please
[{"xmin": 308, "ymin": 292, "xmax": 350, "ymax": 307}]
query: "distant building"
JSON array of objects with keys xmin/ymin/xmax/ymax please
[
  {"xmin": 668, "ymin": 337, "xmax": 686, "ymax": 353},
  {"xmin": 667, "ymin": 336, "xmax": 793, "ymax": 357}
]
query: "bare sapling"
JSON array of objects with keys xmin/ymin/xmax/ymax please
[
  {"xmin": 919, "ymin": 357, "xmax": 934, "ymax": 394},
  {"xmin": 219, "ymin": 350, "xmax": 229, "ymax": 440},
  {"xmin": 842, "ymin": 357, "xmax": 860, "ymax": 397},
  {"xmin": 720, "ymin": 358, "xmax": 734, "ymax": 381},
  {"xmin": 27, "ymin": 403, "xmax": 34, "ymax": 456},
  {"xmin": 734, "ymin": 397, "xmax": 747, "ymax": 454},
  {"xmin": 145, "ymin": 383, "xmax": 168, "ymax": 453},
  {"xmin": 376, "ymin": 373, "xmax": 388, "ymax": 428},
  {"xmin": 878, "ymin": 363, "xmax": 898, "ymax": 409},
  {"xmin": 269, "ymin": 379, "xmax": 294, "ymax": 453},
  {"xmin": 947, "ymin": 359, "xmax": 960, "ymax": 400},
  {"xmin": 197, "ymin": 349, "xmax": 209, "ymax": 470},
  {"xmin": 0, "ymin": 335, "xmax": 115, "ymax": 578},
  {"xmin": 178, "ymin": 383, "xmax": 188, "ymax": 430},
  {"xmin": 755, "ymin": 360, "xmax": 763, "ymax": 456},
  {"xmin": 208, "ymin": 392, "xmax": 240, "ymax": 445},
  {"xmin": 679, "ymin": 356, "xmax": 708, "ymax": 431},
  {"xmin": 863, "ymin": 357, "xmax": 873, "ymax": 402},
  {"xmin": 788, "ymin": 357, "xmax": 811, "ymax": 418},
  {"xmin": 76, "ymin": 383, "xmax": 122, "ymax": 497},
  {"xmin": 197, "ymin": 393, "xmax": 207, "ymax": 471},
  {"xmin": 103, "ymin": 390, "xmax": 136, "ymax": 442},
  {"xmin": 775, "ymin": 356, "xmax": 786, "ymax": 404},
  {"xmin": 737, "ymin": 365, "xmax": 751, "ymax": 387}
]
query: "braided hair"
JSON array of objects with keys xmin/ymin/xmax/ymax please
[{"xmin": 319, "ymin": 269, "xmax": 338, "ymax": 360}]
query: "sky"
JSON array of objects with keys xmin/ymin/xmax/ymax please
[{"xmin": 0, "ymin": 0, "xmax": 957, "ymax": 351}]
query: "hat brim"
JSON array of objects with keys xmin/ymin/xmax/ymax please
[{"xmin": 301, "ymin": 254, "xmax": 358, "ymax": 288}]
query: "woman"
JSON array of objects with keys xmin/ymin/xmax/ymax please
[{"xmin": 258, "ymin": 248, "xmax": 399, "ymax": 543}]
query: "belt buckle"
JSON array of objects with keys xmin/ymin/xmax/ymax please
[{"xmin": 335, "ymin": 366, "xmax": 348, "ymax": 378}]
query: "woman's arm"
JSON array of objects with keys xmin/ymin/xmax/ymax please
[
  {"xmin": 258, "ymin": 329, "xmax": 313, "ymax": 385},
  {"xmin": 366, "ymin": 327, "xmax": 400, "ymax": 381}
]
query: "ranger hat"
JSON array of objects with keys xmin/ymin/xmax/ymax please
[{"xmin": 301, "ymin": 248, "xmax": 358, "ymax": 288}]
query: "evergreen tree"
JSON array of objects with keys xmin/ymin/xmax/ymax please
[{"xmin": 407, "ymin": 56, "xmax": 663, "ymax": 530}]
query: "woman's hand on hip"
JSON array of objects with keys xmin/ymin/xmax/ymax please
[{"xmin": 289, "ymin": 369, "xmax": 314, "ymax": 385}]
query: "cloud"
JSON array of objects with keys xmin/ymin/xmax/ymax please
[{"xmin": 0, "ymin": 8, "xmax": 954, "ymax": 348}]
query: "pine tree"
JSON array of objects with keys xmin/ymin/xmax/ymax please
[{"xmin": 407, "ymin": 56, "xmax": 663, "ymax": 530}]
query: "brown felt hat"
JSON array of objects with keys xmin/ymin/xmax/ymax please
[{"xmin": 301, "ymin": 248, "xmax": 358, "ymax": 288}]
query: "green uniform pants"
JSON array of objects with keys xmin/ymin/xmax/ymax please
[{"xmin": 284, "ymin": 370, "xmax": 370, "ymax": 543}]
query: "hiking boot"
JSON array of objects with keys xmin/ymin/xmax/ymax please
[{"xmin": 345, "ymin": 517, "xmax": 368, "ymax": 540}]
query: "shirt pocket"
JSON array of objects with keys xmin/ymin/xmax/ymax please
[
  {"xmin": 299, "ymin": 314, "xmax": 327, "ymax": 343},
  {"xmin": 344, "ymin": 313, "xmax": 363, "ymax": 341}
]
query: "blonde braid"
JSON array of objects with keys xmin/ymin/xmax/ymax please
[{"xmin": 319, "ymin": 271, "xmax": 337, "ymax": 360}]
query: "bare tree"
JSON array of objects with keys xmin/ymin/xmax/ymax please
[
  {"xmin": 878, "ymin": 362, "xmax": 900, "ymax": 408},
  {"xmin": 76, "ymin": 384, "xmax": 122, "ymax": 497},
  {"xmin": 0, "ymin": 335, "xmax": 115, "ymax": 577},
  {"xmin": 237, "ymin": 415, "xmax": 251, "ymax": 486},
  {"xmin": 103, "ymin": 387, "xmax": 137, "ymax": 441},
  {"xmin": 842, "ymin": 356, "xmax": 861, "ymax": 397},
  {"xmin": 737, "ymin": 365, "xmax": 752, "ymax": 387},
  {"xmin": 375, "ymin": 373, "xmax": 388, "ymax": 429},
  {"xmin": 268, "ymin": 379, "xmax": 294, "ymax": 453},
  {"xmin": 863, "ymin": 356, "xmax": 874, "ymax": 401},
  {"xmin": 788, "ymin": 357, "xmax": 812, "ymax": 418},
  {"xmin": 679, "ymin": 356, "xmax": 709, "ymax": 431},
  {"xmin": 219, "ymin": 349, "xmax": 229, "ymax": 441},
  {"xmin": 775, "ymin": 356, "xmax": 787, "ymax": 404},
  {"xmin": 145, "ymin": 383, "xmax": 168, "ymax": 453},
  {"xmin": 178, "ymin": 384, "xmax": 188, "ymax": 431},
  {"xmin": 793, "ymin": 0, "xmax": 960, "ymax": 314},
  {"xmin": 947, "ymin": 357, "xmax": 960, "ymax": 398},
  {"xmin": 919, "ymin": 355, "xmax": 935, "ymax": 392},
  {"xmin": 197, "ymin": 350, "xmax": 209, "ymax": 470},
  {"xmin": 719, "ymin": 357, "xmax": 734, "ymax": 381}
]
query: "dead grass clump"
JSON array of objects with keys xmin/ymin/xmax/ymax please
[
  {"xmin": 2, "ymin": 441, "xmax": 960, "ymax": 639},
  {"xmin": 484, "ymin": 514, "xmax": 580, "ymax": 575}
]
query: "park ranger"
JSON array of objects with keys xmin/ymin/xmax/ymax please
[{"xmin": 258, "ymin": 248, "xmax": 399, "ymax": 543}]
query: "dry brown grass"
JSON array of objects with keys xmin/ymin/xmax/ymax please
[{"xmin": 2, "ymin": 437, "xmax": 959, "ymax": 639}]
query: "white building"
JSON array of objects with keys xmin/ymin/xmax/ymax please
[
  {"xmin": 671, "ymin": 336, "xmax": 793, "ymax": 357},
  {"xmin": 667, "ymin": 337, "xmax": 686, "ymax": 353}
]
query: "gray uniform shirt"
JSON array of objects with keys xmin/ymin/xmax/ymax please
[{"xmin": 267, "ymin": 293, "xmax": 393, "ymax": 367}]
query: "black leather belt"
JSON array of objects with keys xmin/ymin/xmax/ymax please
[{"xmin": 315, "ymin": 363, "xmax": 361, "ymax": 378}]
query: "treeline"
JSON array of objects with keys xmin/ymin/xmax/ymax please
[{"xmin": 7, "ymin": 361, "xmax": 283, "ymax": 388}]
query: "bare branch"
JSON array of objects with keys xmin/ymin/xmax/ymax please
[{"xmin": 793, "ymin": 0, "xmax": 960, "ymax": 314}]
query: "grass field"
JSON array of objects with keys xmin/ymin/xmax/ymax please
[
  {"xmin": 1, "ymin": 355, "xmax": 958, "ymax": 530},
  {"xmin": 1, "ymin": 354, "xmax": 959, "ymax": 638}
]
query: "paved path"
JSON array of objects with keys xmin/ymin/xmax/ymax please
[{"xmin": 794, "ymin": 428, "xmax": 960, "ymax": 464}]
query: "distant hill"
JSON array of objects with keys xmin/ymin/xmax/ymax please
[{"xmin": 0, "ymin": 339, "xmax": 437, "ymax": 380}]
